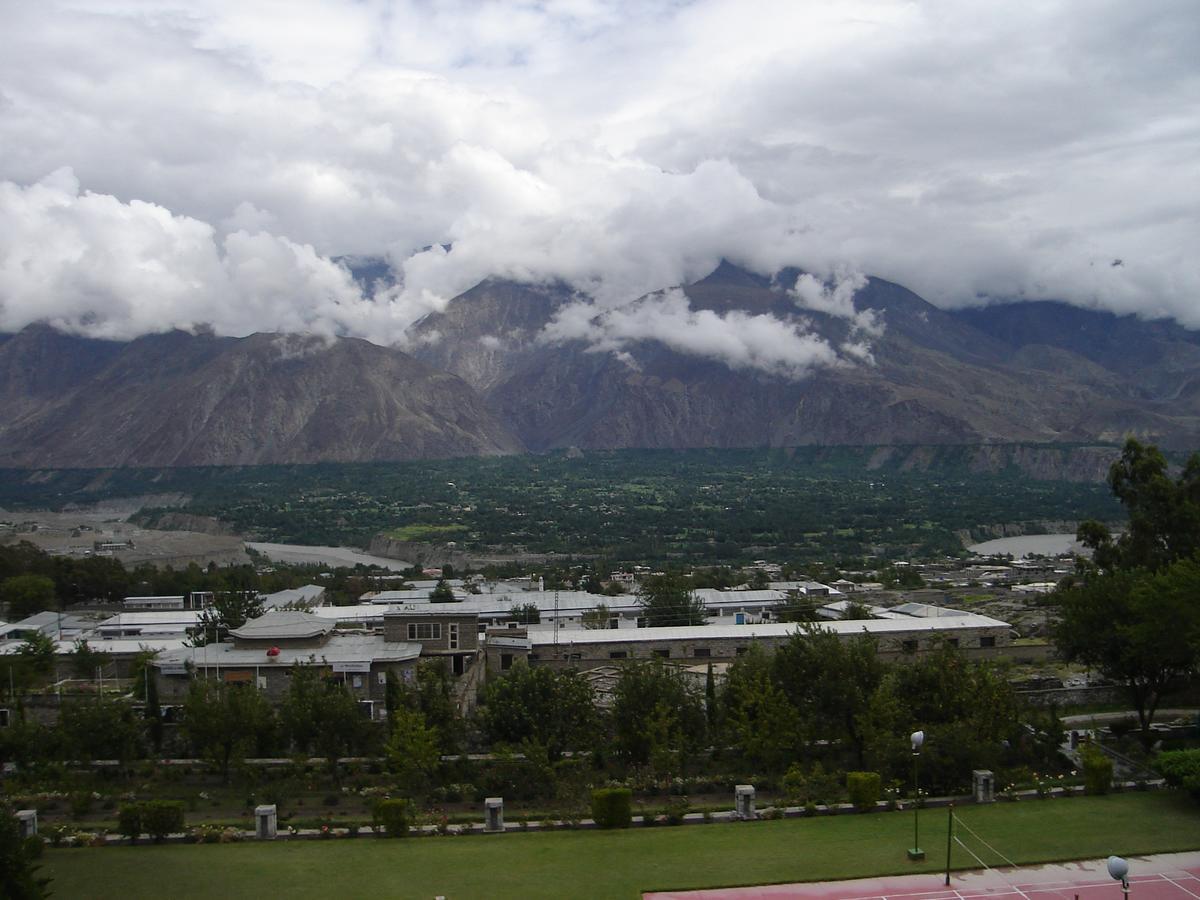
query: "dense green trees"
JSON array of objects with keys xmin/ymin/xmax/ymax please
[
  {"xmin": 1077, "ymin": 438, "xmax": 1200, "ymax": 573},
  {"xmin": 610, "ymin": 662, "xmax": 706, "ymax": 770},
  {"xmin": 719, "ymin": 633, "xmax": 1028, "ymax": 794},
  {"xmin": 1055, "ymin": 558, "xmax": 1200, "ymax": 737},
  {"xmin": 0, "ymin": 806, "xmax": 50, "ymax": 899},
  {"xmin": 182, "ymin": 680, "xmax": 276, "ymax": 781},
  {"xmin": 280, "ymin": 666, "xmax": 371, "ymax": 767},
  {"xmin": 1056, "ymin": 437, "xmax": 1200, "ymax": 739},
  {"xmin": 772, "ymin": 628, "xmax": 882, "ymax": 767},
  {"xmin": 636, "ymin": 575, "xmax": 707, "ymax": 627},
  {"xmin": 0, "ymin": 574, "xmax": 56, "ymax": 619},
  {"xmin": 477, "ymin": 662, "xmax": 598, "ymax": 761},
  {"xmin": 59, "ymin": 698, "xmax": 144, "ymax": 763}
]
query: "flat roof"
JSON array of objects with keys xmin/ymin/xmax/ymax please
[
  {"xmin": 153, "ymin": 633, "xmax": 421, "ymax": 668},
  {"xmin": 524, "ymin": 613, "xmax": 1009, "ymax": 646}
]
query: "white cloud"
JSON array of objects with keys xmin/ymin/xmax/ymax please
[
  {"xmin": 0, "ymin": 0, "xmax": 1196, "ymax": 342},
  {"xmin": 543, "ymin": 288, "xmax": 846, "ymax": 379},
  {"xmin": 0, "ymin": 169, "xmax": 409, "ymax": 342},
  {"xmin": 791, "ymin": 270, "xmax": 881, "ymax": 337}
]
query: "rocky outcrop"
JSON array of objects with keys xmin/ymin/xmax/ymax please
[{"xmin": 0, "ymin": 329, "xmax": 525, "ymax": 467}]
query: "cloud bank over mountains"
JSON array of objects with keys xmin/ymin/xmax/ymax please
[{"xmin": 0, "ymin": 0, "xmax": 1197, "ymax": 358}]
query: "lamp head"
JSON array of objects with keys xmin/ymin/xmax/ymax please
[
  {"xmin": 1107, "ymin": 856, "xmax": 1129, "ymax": 884},
  {"xmin": 910, "ymin": 730, "xmax": 925, "ymax": 752}
]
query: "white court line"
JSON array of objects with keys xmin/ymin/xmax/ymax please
[{"xmin": 1161, "ymin": 875, "xmax": 1200, "ymax": 899}]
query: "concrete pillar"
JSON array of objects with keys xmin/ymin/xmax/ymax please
[
  {"xmin": 972, "ymin": 770, "xmax": 995, "ymax": 803},
  {"xmin": 16, "ymin": 810, "xmax": 37, "ymax": 839},
  {"xmin": 484, "ymin": 797, "xmax": 504, "ymax": 832},
  {"xmin": 735, "ymin": 785, "xmax": 756, "ymax": 820},
  {"xmin": 255, "ymin": 804, "xmax": 277, "ymax": 839}
]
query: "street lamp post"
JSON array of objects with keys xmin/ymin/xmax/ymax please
[
  {"xmin": 907, "ymin": 730, "xmax": 925, "ymax": 861},
  {"xmin": 1107, "ymin": 856, "xmax": 1130, "ymax": 900}
]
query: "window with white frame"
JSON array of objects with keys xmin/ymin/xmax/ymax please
[{"xmin": 407, "ymin": 622, "xmax": 442, "ymax": 640}]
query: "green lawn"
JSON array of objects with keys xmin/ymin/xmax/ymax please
[{"xmin": 42, "ymin": 793, "xmax": 1200, "ymax": 900}]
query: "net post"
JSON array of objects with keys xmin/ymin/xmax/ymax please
[{"xmin": 944, "ymin": 802, "xmax": 954, "ymax": 886}]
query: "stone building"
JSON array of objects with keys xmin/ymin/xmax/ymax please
[
  {"xmin": 505, "ymin": 612, "xmax": 1011, "ymax": 671},
  {"xmin": 151, "ymin": 610, "xmax": 422, "ymax": 720}
]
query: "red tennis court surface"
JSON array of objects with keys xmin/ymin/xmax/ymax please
[{"xmin": 645, "ymin": 851, "xmax": 1200, "ymax": 900}]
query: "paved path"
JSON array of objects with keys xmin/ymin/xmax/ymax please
[{"xmin": 645, "ymin": 851, "xmax": 1200, "ymax": 900}]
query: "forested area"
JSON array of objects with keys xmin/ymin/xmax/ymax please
[{"xmin": 0, "ymin": 446, "xmax": 1123, "ymax": 565}]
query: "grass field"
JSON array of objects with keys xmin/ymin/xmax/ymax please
[{"xmin": 41, "ymin": 793, "xmax": 1200, "ymax": 899}]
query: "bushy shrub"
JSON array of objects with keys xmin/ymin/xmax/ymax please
[
  {"xmin": 590, "ymin": 787, "xmax": 632, "ymax": 829},
  {"xmin": 117, "ymin": 804, "xmax": 143, "ymax": 843},
  {"xmin": 846, "ymin": 772, "xmax": 882, "ymax": 811},
  {"xmin": 69, "ymin": 792, "xmax": 94, "ymax": 819},
  {"xmin": 142, "ymin": 801, "xmax": 185, "ymax": 842},
  {"xmin": 372, "ymin": 799, "xmax": 411, "ymax": 837},
  {"xmin": 1080, "ymin": 746, "xmax": 1113, "ymax": 795},
  {"xmin": 662, "ymin": 798, "xmax": 689, "ymax": 826},
  {"xmin": 1157, "ymin": 749, "xmax": 1200, "ymax": 801},
  {"xmin": 783, "ymin": 761, "xmax": 840, "ymax": 805}
]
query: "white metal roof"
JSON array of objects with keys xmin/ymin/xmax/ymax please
[
  {"xmin": 152, "ymin": 633, "xmax": 421, "ymax": 668},
  {"xmin": 526, "ymin": 613, "xmax": 1008, "ymax": 646}
]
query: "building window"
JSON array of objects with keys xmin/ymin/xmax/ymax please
[
  {"xmin": 652, "ymin": 648, "xmax": 669, "ymax": 659},
  {"xmin": 500, "ymin": 653, "xmax": 513, "ymax": 670},
  {"xmin": 693, "ymin": 647, "xmax": 711, "ymax": 658},
  {"xmin": 946, "ymin": 638, "xmax": 959, "ymax": 648},
  {"xmin": 407, "ymin": 622, "xmax": 442, "ymax": 641},
  {"xmin": 735, "ymin": 646, "xmax": 748, "ymax": 656},
  {"xmin": 609, "ymin": 651, "xmax": 628, "ymax": 659},
  {"xmin": 609, "ymin": 617, "xmax": 620, "ymax": 629},
  {"xmin": 636, "ymin": 617, "xmax": 647, "ymax": 628},
  {"xmin": 980, "ymin": 636, "xmax": 996, "ymax": 648},
  {"xmin": 449, "ymin": 622, "xmax": 459, "ymax": 650},
  {"xmin": 902, "ymin": 640, "xmax": 918, "ymax": 653}
]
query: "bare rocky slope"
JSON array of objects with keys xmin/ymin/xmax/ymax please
[
  {"xmin": 4, "ymin": 261, "xmax": 1200, "ymax": 467},
  {"xmin": 0, "ymin": 327, "xmax": 523, "ymax": 466},
  {"xmin": 410, "ymin": 261, "xmax": 1200, "ymax": 452}
]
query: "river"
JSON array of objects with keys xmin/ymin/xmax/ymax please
[
  {"xmin": 245, "ymin": 542, "xmax": 410, "ymax": 570},
  {"xmin": 967, "ymin": 533, "xmax": 1084, "ymax": 557}
]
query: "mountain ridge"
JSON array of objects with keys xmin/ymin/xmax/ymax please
[{"xmin": 3, "ymin": 261, "xmax": 1199, "ymax": 466}]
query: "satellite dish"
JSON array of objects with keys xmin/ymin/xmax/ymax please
[{"xmin": 1107, "ymin": 856, "xmax": 1129, "ymax": 882}]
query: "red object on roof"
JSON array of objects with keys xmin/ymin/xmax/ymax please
[{"xmin": 266, "ymin": 646, "xmax": 281, "ymax": 657}]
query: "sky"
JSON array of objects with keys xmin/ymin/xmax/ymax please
[{"xmin": 0, "ymin": 0, "xmax": 1197, "ymax": 358}]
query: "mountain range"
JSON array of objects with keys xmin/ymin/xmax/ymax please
[{"xmin": 3, "ymin": 260, "xmax": 1199, "ymax": 468}]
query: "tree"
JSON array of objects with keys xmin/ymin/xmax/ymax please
[
  {"xmin": 610, "ymin": 662, "xmax": 705, "ymax": 768},
  {"xmin": 721, "ymin": 646, "xmax": 800, "ymax": 771},
  {"xmin": 430, "ymin": 579, "xmax": 456, "ymax": 602},
  {"xmin": 509, "ymin": 602, "xmax": 541, "ymax": 624},
  {"xmin": 774, "ymin": 592, "xmax": 819, "ymax": 623},
  {"xmin": 404, "ymin": 660, "xmax": 462, "ymax": 753},
  {"xmin": 9, "ymin": 633, "xmax": 56, "ymax": 692},
  {"xmin": 477, "ymin": 662, "xmax": 597, "ymax": 760},
  {"xmin": 182, "ymin": 680, "xmax": 276, "ymax": 781},
  {"xmin": 1077, "ymin": 437, "xmax": 1200, "ymax": 573},
  {"xmin": 192, "ymin": 591, "xmax": 264, "ymax": 645},
  {"xmin": 859, "ymin": 643, "xmax": 1023, "ymax": 792},
  {"xmin": 0, "ymin": 805, "xmax": 51, "ymax": 899},
  {"xmin": 1054, "ymin": 558, "xmax": 1200, "ymax": 739},
  {"xmin": 636, "ymin": 575, "xmax": 706, "ymax": 627},
  {"xmin": 0, "ymin": 575, "xmax": 56, "ymax": 620},
  {"xmin": 59, "ymin": 697, "xmax": 144, "ymax": 763},
  {"xmin": 582, "ymin": 603, "xmax": 612, "ymax": 630},
  {"xmin": 280, "ymin": 665, "xmax": 370, "ymax": 769},
  {"xmin": 385, "ymin": 706, "xmax": 441, "ymax": 795},
  {"xmin": 70, "ymin": 639, "xmax": 110, "ymax": 680},
  {"xmin": 773, "ymin": 627, "xmax": 882, "ymax": 767}
]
